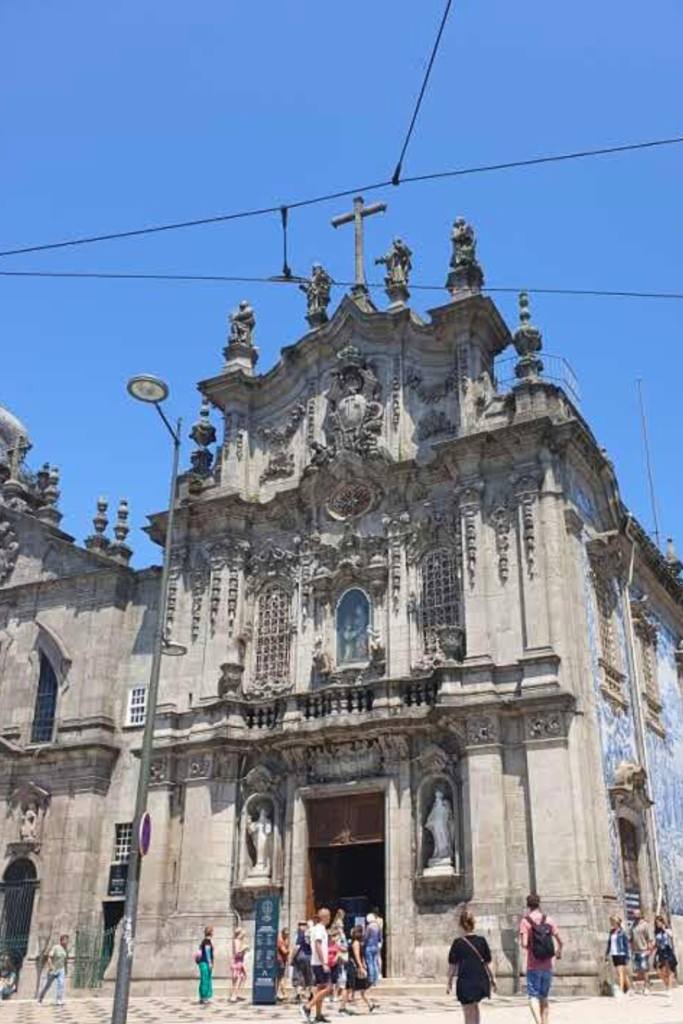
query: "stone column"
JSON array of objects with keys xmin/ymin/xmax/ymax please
[
  {"xmin": 523, "ymin": 710, "xmax": 579, "ymax": 895},
  {"xmin": 457, "ymin": 481, "xmax": 490, "ymax": 662},
  {"xmin": 461, "ymin": 714, "xmax": 509, "ymax": 898},
  {"xmin": 383, "ymin": 739, "xmax": 413, "ymax": 980}
]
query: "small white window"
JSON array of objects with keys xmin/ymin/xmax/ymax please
[
  {"xmin": 113, "ymin": 822, "xmax": 133, "ymax": 864},
  {"xmin": 127, "ymin": 686, "xmax": 147, "ymax": 726}
]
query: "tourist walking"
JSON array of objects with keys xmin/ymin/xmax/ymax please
[
  {"xmin": 340, "ymin": 924, "xmax": 374, "ymax": 1015},
  {"xmin": 301, "ymin": 907, "xmax": 332, "ymax": 1023},
  {"xmin": 604, "ymin": 915, "xmax": 630, "ymax": 996},
  {"xmin": 653, "ymin": 914, "xmax": 677, "ymax": 1000},
  {"xmin": 277, "ymin": 928, "xmax": 291, "ymax": 1001},
  {"xmin": 331, "ymin": 914, "xmax": 349, "ymax": 1003},
  {"xmin": 447, "ymin": 908, "xmax": 495, "ymax": 1024},
  {"xmin": 196, "ymin": 925, "xmax": 214, "ymax": 1005},
  {"xmin": 37, "ymin": 934, "xmax": 69, "ymax": 1006},
  {"xmin": 292, "ymin": 921, "xmax": 314, "ymax": 1003},
  {"xmin": 629, "ymin": 909, "xmax": 653, "ymax": 995},
  {"xmin": 364, "ymin": 914, "xmax": 382, "ymax": 991},
  {"xmin": 519, "ymin": 894, "xmax": 562, "ymax": 1024},
  {"xmin": 229, "ymin": 926, "xmax": 249, "ymax": 1003}
]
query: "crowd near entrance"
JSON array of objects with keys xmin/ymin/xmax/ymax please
[{"xmin": 306, "ymin": 792, "xmax": 386, "ymax": 974}]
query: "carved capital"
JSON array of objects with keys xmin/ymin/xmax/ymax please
[
  {"xmin": 465, "ymin": 714, "xmax": 500, "ymax": 747},
  {"xmin": 525, "ymin": 710, "xmax": 565, "ymax": 741}
]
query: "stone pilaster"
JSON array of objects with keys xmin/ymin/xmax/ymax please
[{"xmin": 462, "ymin": 714, "xmax": 508, "ymax": 897}]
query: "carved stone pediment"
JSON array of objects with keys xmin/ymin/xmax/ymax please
[
  {"xmin": 310, "ymin": 345, "xmax": 389, "ymax": 467},
  {"xmin": 246, "ymin": 542, "xmax": 298, "ymax": 589},
  {"xmin": 417, "ymin": 743, "xmax": 450, "ymax": 776},
  {"xmin": 609, "ymin": 760, "xmax": 652, "ymax": 812},
  {"xmin": 244, "ymin": 764, "xmax": 279, "ymax": 796},
  {"xmin": 307, "ymin": 738, "xmax": 383, "ymax": 782}
]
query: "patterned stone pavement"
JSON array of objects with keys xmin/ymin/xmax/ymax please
[{"xmin": 2, "ymin": 989, "xmax": 683, "ymax": 1024}]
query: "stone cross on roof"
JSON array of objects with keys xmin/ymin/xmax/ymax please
[{"xmin": 331, "ymin": 195, "xmax": 386, "ymax": 298}]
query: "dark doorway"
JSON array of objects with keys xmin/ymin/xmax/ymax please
[
  {"xmin": 101, "ymin": 901, "xmax": 125, "ymax": 974},
  {"xmin": 0, "ymin": 859, "xmax": 38, "ymax": 964},
  {"xmin": 308, "ymin": 843, "xmax": 384, "ymax": 925},
  {"xmin": 306, "ymin": 792, "xmax": 386, "ymax": 971},
  {"xmin": 618, "ymin": 818, "xmax": 641, "ymax": 919}
]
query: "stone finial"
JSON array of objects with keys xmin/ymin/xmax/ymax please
[
  {"xmin": 446, "ymin": 217, "xmax": 484, "ymax": 297},
  {"xmin": 375, "ymin": 237, "xmax": 412, "ymax": 306},
  {"xmin": 513, "ymin": 291, "xmax": 544, "ymax": 381},
  {"xmin": 110, "ymin": 499, "xmax": 132, "ymax": 565},
  {"xmin": 189, "ymin": 399, "xmax": 216, "ymax": 478},
  {"xmin": 85, "ymin": 496, "xmax": 110, "ymax": 553},
  {"xmin": 299, "ymin": 263, "xmax": 333, "ymax": 328},
  {"xmin": 223, "ymin": 300, "xmax": 258, "ymax": 373},
  {"xmin": 36, "ymin": 464, "xmax": 62, "ymax": 527},
  {"xmin": 1, "ymin": 434, "xmax": 31, "ymax": 509},
  {"xmin": 665, "ymin": 537, "xmax": 682, "ymax": 578}
]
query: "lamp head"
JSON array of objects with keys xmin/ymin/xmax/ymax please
[{"xmin": 127, "ymin": 374, "xmax": 169, "ymax": 404}]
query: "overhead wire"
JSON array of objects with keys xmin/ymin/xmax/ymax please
[
  {"xmin": 1, "ymin": 268, "xmax": 682, "ymax": 301},
  {"xmin": 391, "ymin": 0, "xmax": 454, "ymax": 186},
  {"xmin": 1, "ymin": 133, "xmax": 682, "ymax": 259}
]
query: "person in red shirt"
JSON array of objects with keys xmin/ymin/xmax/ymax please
[{"xmin": 518, "ymin": 893, "xmax": 563, "ymax": 1024}]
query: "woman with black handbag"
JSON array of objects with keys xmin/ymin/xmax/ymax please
[{"xmin": 447, "ymin": 908, "xmax": 496, "ymax": 1024}]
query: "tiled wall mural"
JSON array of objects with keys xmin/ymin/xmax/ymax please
[
  {"xmin": 645, "ymin": 620, "xmax": 683, "ymax": 915},
  {"xmin": 580, "ymin": 543, "xmax": 637, "ymax": 900}
]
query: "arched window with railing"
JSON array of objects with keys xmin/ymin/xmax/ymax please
[
  {"xmin": 254, "ymin": 587, "xmax": 292, "ymax": 685},
  {"xmin": 30, "ymin": 653, "xmax": 58, "ymax": 744},
  {"xmin": 420, "ymin": 547, "xmax": 461, "ymax": 654}
]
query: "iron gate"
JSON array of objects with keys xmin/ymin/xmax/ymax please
[{"xmin": 0, "ymin": 861, "xmax": 38, "ymax": 965}]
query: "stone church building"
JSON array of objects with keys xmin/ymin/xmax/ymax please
[{"xmin": 1, "ymin": 217, "xmax": 682, "ymax": 996}]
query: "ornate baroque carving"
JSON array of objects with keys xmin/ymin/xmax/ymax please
[
  {"xmin": 404, "ymin": 367, "xmax": 457, "ymax": 404},
  {"xmin": 515, "ymin": 476, "xmax": 539, "ymax": 579},
  {"xmin": 465, "ymin": 715, "xmax": 500, "ymax": 746},
  {"xmin": 489, "ymin": 502, "xmax": 512, "ymax": 583},
  {"xmin": 526, "ymin": 711, "xmax": 564, "ymax": 740},
  {"xmin": 458, "ymin": 486, "xmax": 482, "ymax": 588},
  {"xmin": 0, "ymin": 514, "xmax": 19, "ymax": 585},
  {"xmin": 311, "ymin": 345, "xmax": 385, "ymax": 465}
]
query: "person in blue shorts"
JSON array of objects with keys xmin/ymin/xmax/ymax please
[{"xmin": 519, "ymin": 894, "xmax": 563, "ymax": 1024}]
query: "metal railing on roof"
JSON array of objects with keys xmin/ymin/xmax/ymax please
[{"xmin": 494, "ymin": 353, "xmax": 581, "ymax": 407}]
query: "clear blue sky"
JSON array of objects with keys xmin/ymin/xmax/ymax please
[{"xmin": 1, "ymin": 1, "xmax": 682, "ymax": 566}]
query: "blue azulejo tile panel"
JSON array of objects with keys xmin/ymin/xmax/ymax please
[{"xmin": 645, "ymin": 619, "xmax": 683, "ymax": 915}]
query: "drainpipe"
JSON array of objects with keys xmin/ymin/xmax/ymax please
[{"xmin": 622, "ymin": 514, "xmax": 663, "ymax": 912}]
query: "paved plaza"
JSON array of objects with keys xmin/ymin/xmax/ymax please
[{"xmin": 1, "ymin": 990, "xmax": 683, "ymax": 1024}]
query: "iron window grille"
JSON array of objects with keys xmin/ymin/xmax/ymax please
[
  {"xmin": 113, "ymin": 823, "xmax": 133, "ymax": 864},
  {"xmin": 255, "ymin": 587, "xmax": 291, "ymax": 683},
  {"xmin": 421, "ymin": 548, "xmax": 461, "ymax": 653},
  {"xmin": 30, "ymin": 653, "xmax": 58, "ymax": 744}
]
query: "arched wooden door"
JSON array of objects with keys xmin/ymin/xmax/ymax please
[{"xmin": 0, "ymin": 859, "xmax": 38, "ymax": 963}]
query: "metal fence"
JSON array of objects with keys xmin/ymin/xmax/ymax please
[{"xmin": 494, "ymin": 353, "xmax": 581, "ymax": 407}]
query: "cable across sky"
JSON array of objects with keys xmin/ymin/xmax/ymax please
[
  {"xmin": 1, "ymin": 268, "xmax": 682, "ymax": 303},
  {"xmin": 0, "ymin": 133, "xmax": 681, "ymax": 260}
]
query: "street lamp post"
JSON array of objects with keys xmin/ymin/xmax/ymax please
[{"xmin": 111, "ymin": 375, "xmax": 184, "ymax": 1024}]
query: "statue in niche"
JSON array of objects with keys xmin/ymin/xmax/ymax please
[
  {"xmin": 425, "ymin": 787, "xmax": 455, "ymax": 866},
  {"xmin": 247, "ymin": 804, "xmax": 273, "ymax": 878},
  {"xmin": 337, "ymin": 589, "xmax": 370, "ymax": 664},
  {"xmin": 20, "ymin": 803, "xmax": 39, "ymax": 843}
]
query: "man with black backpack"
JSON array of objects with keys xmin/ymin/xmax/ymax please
[{"xmin": 519, "ymin": 893, "xmax": 563, "ymax": 1024}]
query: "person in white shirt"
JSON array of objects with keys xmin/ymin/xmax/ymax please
[{"xmin": 301, "ymin": 907, "xmax": 332, "ymax": 1023}]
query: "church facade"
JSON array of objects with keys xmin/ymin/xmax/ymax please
[{"xmin": 1, "ymin": 219, "xmax": 682, "ymax": 996}]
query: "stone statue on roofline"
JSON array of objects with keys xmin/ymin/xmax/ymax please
[
  {"xmin": 446, "ymin": 216, "xmax": 484, "ymax": 296},
  {"xmin": 375, "ymin": 236, "xmax": 412, "ymax": 305},
  {"xmin": 229, "ymin": 300, "xmax": 256, "ymax": 346},
  {"xmin": 223, "ymin": 299, "xmax": 258, "ymax": 371},
  {"xmin": 299, "ymin": 263, "xmax": 333, "ymax": 328}
]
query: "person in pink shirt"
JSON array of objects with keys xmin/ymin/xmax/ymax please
[{"xmin": 518, "ymin": 893, "xmax": 563, "ymax": 1024}]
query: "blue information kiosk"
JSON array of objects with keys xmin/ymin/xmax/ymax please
[{"xmin": 252, "ymin": 893, "xmax": 280, "ymax": 1005}]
